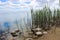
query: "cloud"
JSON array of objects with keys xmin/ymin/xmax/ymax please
[
  {"xmin": 9, "ymin": 0, "xmax": 20, "ymax": 4},
  {"xmin": 49, "ymin": 0, "xmax": 59, "ymax": 9},
  {"xmin": 0, "ymin": 0, "xmax": 59, "ymax": 9},
  {"xmin": 36, "ymin": 0, "xmax": 48, "ymax": 3}
]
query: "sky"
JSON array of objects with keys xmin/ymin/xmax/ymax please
[{"xmin": 0, "ymin": 0, "xmax": 60, "ymax": 27}]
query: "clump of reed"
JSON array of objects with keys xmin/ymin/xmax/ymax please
[{"xmin": 31, "ymin": 7, "xmax": 60, "ymax": 31}]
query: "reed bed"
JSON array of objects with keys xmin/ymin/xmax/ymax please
[{"xmin": 31, "ymin": 7, "xmax": 60, "ymax": 31}]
